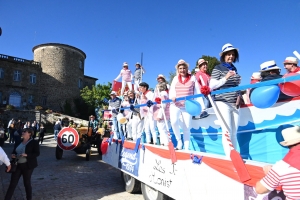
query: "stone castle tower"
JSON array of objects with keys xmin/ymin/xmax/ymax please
[
  {"xmin": 0, "ymin": 43, "xmax": 96, "ymax": 111},
  {"xmin": 33, "ymin": 43, "xmax": 92, "ymax": 110}
]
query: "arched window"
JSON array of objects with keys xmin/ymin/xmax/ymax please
[{"xmin": 9, "ymin": 91, "xmax": 21, "ymax": 107}]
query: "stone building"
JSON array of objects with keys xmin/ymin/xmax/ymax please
[{"xmin": 0, "ymin": 43, "xmax": 97, "ymax": 111}]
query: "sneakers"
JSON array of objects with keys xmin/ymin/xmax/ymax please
[{"xmin": 192, "ymin": 111, "xmax": 209, "ymax": 120}]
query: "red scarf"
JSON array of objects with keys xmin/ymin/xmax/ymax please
[
  {"xmin": 178, "ymin": 74, "xmax": 191, "ymax": 84},
  {"xmin": 283, "ymin": 144, "xmax": 300, "ymax": 170},
  {"xmin": 292, "ymin": 67, "xmax": 300, "ymax": 73}
]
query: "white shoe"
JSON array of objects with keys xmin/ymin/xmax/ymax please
[{"xmin": 176, "ymin": 140, "xmax": 183, "ymax": 150}]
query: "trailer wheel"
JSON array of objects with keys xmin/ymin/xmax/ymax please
[
  {"xmin": 121, "ymin": 172, "xmax": 141, "ymax": 193},
  {"xmin": 86, "ymin": 148, "xmax": 91, "ymax": 161},
  {"xmin": 141, "ymin": 182, "xmax": 172, "ymax": 200},
  {"xmin": 55, "ymin": 145, "xmax": 63, "ymax": 160}
]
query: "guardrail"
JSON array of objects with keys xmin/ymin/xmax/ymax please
[{"xmin": 0, "ymin": 53, "xmax": 41, "ymax": 66}]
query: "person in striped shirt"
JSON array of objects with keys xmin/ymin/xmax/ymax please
[
  {"xmin": 114, "ymin": 62, "xmax": 133, "ymax": 96},
  {"xmin": 255, "ymin": 126, "xmax": 300, "ymax": 200},
  {"xmin": 169, "ymin": 59, "xmax": 204, "ymax": 150},
  {"xmin": 209, "ymin": 43, "xmax": 241, "ymax": 156}
]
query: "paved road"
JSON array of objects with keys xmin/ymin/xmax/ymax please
[{"xmin": 0, "ymin": 136, "xmax": 143, "ymax": 200}]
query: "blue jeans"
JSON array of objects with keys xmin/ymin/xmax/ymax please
[
  {"xmin": 54, "ymin": 130, "xmax": 59, "ymax": 140},
  {"xmin": 112, "ymin": 117, "xmax": 124, "ymax": 139}
]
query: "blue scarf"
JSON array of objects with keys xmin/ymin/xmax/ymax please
[
  {"xmin": 222, "ymin": 62, "xmax": 238, "ymax": 73},
  {"xmin": 129, "ymin": 98, "xmax": 135, "ymax": 104}
]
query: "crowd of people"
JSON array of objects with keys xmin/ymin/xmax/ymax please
[
  {"xmin": 110, "ymin": 43, "xmax": 300, "ymax": 151},
  {"xmin": 0, "ymin": 42, "xmax": 299, "ymax": 199}
]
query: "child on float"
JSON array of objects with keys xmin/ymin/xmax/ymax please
[
  {"xmin": 114, "ymin": 62, "xmax": 133, "ymax": 96},
  {"xmin": 153, "ymin": 82, "xmax": 170, "ymax": 146},
  {"xmin": 139, "ymin": 82, "xmax": 158, "ymax": 145},
  {"xmin": 169, "ymin": 59, "xmax": 204, "ymax": 150},
  {"xmin": 133, "ymin": 62, "xmax": 145, "ymax": 93},
  {"xmin": 125, "ymin": 90, "xmax": 142, "ymax": 141}
]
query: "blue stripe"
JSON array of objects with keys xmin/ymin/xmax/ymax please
[
  {"xmin": 261, "ymin": 64, "xmax": 277, "ymax": 71},
  {"xmin": 222, "ymin": 46, "xmax": 233, "ymax": 52},
  {"xmin": 120, "ymin": 75, "xmax": 300, "ymax": 110}
]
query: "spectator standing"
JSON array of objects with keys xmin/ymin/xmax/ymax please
[
  {"xmin": 38, "ymin": 124, "xmax": 46, "ymax": 144},
  {"xmin": 53, "ymin": 121, "xmax": 61, "ymax": 141},
  {"xmin": 4, "ymin": 128, "xmax": 40, "ymax": 200},
  {"xmin": 8, "ymin": 119, "xmax": 16, "ymax": 144}
]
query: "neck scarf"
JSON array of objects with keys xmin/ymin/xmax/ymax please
[
  {"xmin": 178, "ymin": 74, "xmax": 191, "ymax": 84},
  {"xmin": 222, "ymin": 62, "xmax": 238, "ymax": 73},
  {"xmin": 129, "ymin": 98, "xmax": 135, "ymax": 104},
  {"xmin": 283, "ymin": 144, "xmax": 300, "ymax": 170}
]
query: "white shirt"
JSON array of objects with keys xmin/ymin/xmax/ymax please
[{"xmin": 0, "ymin": 147, "xmax": 10, "ymax": 166}]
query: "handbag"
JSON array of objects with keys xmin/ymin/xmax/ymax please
[{"xmin": 5, "ymin": 159, "xmax": 18, "ymax": 173}]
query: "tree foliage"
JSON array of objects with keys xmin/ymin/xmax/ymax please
[
  {"xmin": 80, "ymin": 82, "xmax": 112, "ymax": 108},
  {"xmin": 168, "ymin": 55, "xmax": 220, "ymax": 83}
]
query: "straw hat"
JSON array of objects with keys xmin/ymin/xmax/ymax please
[
  {"xmin": 156, "ymin": 74, "xmax": 166, "ymax": 81},
  {"xmin": 123, "ymin": 62, "xmax": 128, "ymax": 67},
  {"xmin": 219, "ymin": 43, "xmax": 239, "ymax": 56},
  {"xmin": 280, "ymin": 126, "xmax": 300, "ymax": 146},
  {"xmin": 110, "ymin": 91, "xmax": 117, "ymax": 95},
  {"xmin": 251, "ymin": 72, "xmax": 262, "ymax": 80},
  {"xmin": 283, "ymin": 57, "xmax": 298, "ymax": 64},
  {"xmin": 175, "ymin": 59, "xmax": 189, "ymax": 70},
  {"xmin": 197, "ymin": 59, "xmax": 208, "ymax": 66},
  {"xmin": 259, "ymin": 60, "xmax": 281, "ymax": 72}
]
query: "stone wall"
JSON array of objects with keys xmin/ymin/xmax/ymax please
[
  {"xmin": 0, "ymin": 109, "xmax": 88, "ymax": 127},
  {"xmin": 0, "ymin": 55, "xmax": 42, "ymax": 107},
  {"xmin": 33, "ymin": 43, "xmax": 87, "ymax": 111}
]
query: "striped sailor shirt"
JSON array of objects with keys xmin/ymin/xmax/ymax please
[
  {"xmin": 108, "ymin": 97, "xmax": 121, "ymax": 118},
  {"xmin": 260, "ymin": 160, "xmax": 300, "ymax": 200},
  {"xmin": 210, "ymin": 63, "xmax": 241, "ymax": 104}
]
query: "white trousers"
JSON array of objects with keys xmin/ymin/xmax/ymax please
[
  {"xmin": 121, "ymin": 81, "xmax": 132, "ymax": 96},
  {"xmin": 156, "ymin": 120, "xmax": 169, "ymax": 145},
  {"xmin": 127, "ymin": 115, "xmax": 143, "ymax": 141},
  {"xmin": 134, "ymin": 79, "xmax": 141, "ymax": 93},
  {"xmin": 170, "ymin": 104, "xmax": 191, "ymax": 150},
  {"xmin": 215, "ymin": 101, "xmax": 240, "ymax": 157},
  {"xmin": 144, "ymin": 116, "xmax": 157, "ymax": 144}
]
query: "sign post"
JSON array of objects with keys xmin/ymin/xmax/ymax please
[{"xmin": 57, "ymin": 127, "xmax": 79, "ymax": 151}]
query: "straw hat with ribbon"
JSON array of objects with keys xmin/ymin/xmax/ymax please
[
  {"xmin": 219, "ymin": 43, "xmax": 239, "ymax": 56},
  {"xmin": 280, "ymin": 126, "xmax": 300, "ymax": 146}
]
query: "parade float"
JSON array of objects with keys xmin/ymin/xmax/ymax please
[{"xmin": 100, "ymin": 71, "xmax": 300, "ymax": 200}]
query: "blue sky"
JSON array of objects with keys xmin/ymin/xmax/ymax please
[{"xmin": 1, "ymin": 0, "xmax": 300, "ymax": 88}]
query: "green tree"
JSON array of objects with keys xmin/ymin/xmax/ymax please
[{"xmin": 80, "ymin": 82, "xmax": 112, "ymax": 108}]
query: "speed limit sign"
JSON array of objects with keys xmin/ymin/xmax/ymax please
[{"xmin": 57, "ymin": 127, "xmax": 79, "ymax": 150}]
